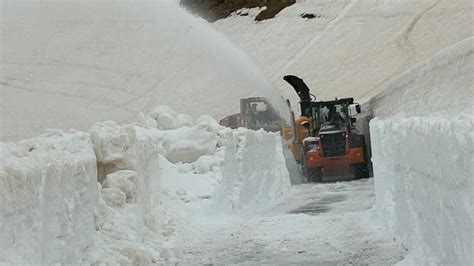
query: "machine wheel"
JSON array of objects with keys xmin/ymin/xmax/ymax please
[
  {"xmin": 301, "ymin": 152, "xmax": 311, "ymax": 182},
  {"xmin": 305, "ymin": 167, "xmax": 323, "ymax": 183},
  {"xmin": 300, "ymin": 146, "xmax": 312, "ymax": 183},
  {"xmin": 352, "ymin": 163, "xmax": 369, "ymax": 179},
  {"xmin": 313, "ymin": 167, "xmax": 323, "ymax": 182}
]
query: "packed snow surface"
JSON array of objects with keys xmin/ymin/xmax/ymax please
[{"xmin": 173, "ymin": 179, "xmax": 405, "ymax": 264}]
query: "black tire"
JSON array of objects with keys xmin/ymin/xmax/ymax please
[
  {"xmin": 301, "ymin": 152, "xmax": 311, "ymax": 182},
  {"xmin": 313, "ymin": 167, "xmax": 323, "ymax": 182},
  {"xmin": 352, "ymin": 163, "xmax": 369, "ymax": 179}
]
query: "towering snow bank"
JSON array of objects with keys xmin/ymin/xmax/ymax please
[
  {"xmin": 371, "ymin": 114, "xmax": 473, "ymax": 265},
  {"xmin": 0, "ymin": 1, "xmax": 286, "ymax": 142},
  {"xmin": 370, "ymin": 38, "xmax": 473, "ymax": 264},
  {"xmin": 368, "ymin": 38, "xmax": 474, "ymax": 119},
  {"xmin": 216, "ymin": 128, "xmax": 291, "ymax": 211},
  {"xmin": 213, "ymin": 0, "xmax": 471, "ymax": 109},
  {"xmin": 0, "ymin": 131, "xmax": 98, "ymax": 265}
]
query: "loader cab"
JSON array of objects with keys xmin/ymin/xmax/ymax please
[
  {"xmin": 303, "ymin": 98, "xmax": 355, "ymax": 136},
  {"xmin": 283, "ymin": 75, "xmax": 369, "ymax": 181}
]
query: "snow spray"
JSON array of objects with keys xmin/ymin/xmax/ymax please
[
  {"xmin": 159, "ymin": 1, "xmax": 291, "ymax": 121},
  {"xmin": 0, "ymin": 0, "xmax": 290, "ymax": 142}
]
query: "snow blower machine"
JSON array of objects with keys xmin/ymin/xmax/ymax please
[
  {"xmin": 283, "ymin": 75, "xmax": 369, "ymax": 182},
  {"xmin": 219, "ymin": 97, "xmax": 282, "ymax": 132}
]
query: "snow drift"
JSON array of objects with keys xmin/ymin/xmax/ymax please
[{"xmin": 370, "ymin": 38, "xmax": 473, "ymax": 265}]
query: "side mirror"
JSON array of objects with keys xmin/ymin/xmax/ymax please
[
  {"xmin": 349, "ymin": 103, "xmax": 361, "ymax": 116},
  {"xmin": 351, "ymin": 117, "xmax": 357, "ymax": 124},
  {"xmin": 301, "ymin": 121, "xmax": 310, "ymax": 129},
  {"xmin": 355, "ymin": 104, "xmax": 361, "ymax": 114}
]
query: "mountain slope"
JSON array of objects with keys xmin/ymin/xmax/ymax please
[{"xmin": 213, "ymin": 0, "xmax": 472, "ymax": 104}]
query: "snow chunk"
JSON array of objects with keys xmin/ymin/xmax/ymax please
[
  {"xmin": 102, "ymin": 187, "xmax": 127, "ymax": 207},
  {"xmin": 157, "ymin": 113, "xmax": 181, "ymax": 130},
  {"xmin": 177, "ymin": 114, "xmax": 194, "ymax": 127},
  {"xmin": 148, "ymin": 105, "xmax": 181, "ymax": 130},
  {"xmin": 149, "ymin": 105, "xmax": 178, "ymax": 120},
  {"xmin": 195, "ymin": 115, "xmax": 220, "ymax": 131},
  {"xmin": 176, "ymin": 189, "xmax": 187, "ymax": 196},
  {"xmin": 104, "ymin": 170, "xmax": 138, "ymax": 203},
  {"xmin": 136, "ymin": 112, "xmax": 158, "ymax": 129},
  {"xmin": 192, "ymin": 154, "xmax": 223, "ymax": 174},
  {"xmin": 161, "ymin": 126, "xmax": 218, "ymax": 163},
  {"xmin": 88, "ymin": 121, "xmax": 160, "ymax": 228}
]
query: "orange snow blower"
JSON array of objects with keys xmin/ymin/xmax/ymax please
[{"xmin": 283, "ymin": 75, "xmax": 369, "ymax": 182}]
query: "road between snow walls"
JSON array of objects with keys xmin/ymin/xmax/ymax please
[{"xmin": 0, "ymin": 106, "xmax": 291, "ymax": 264}]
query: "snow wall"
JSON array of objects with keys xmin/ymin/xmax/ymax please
[
  {"xmin": 370, "ymin": 38, "xmax": 473, "ymax": 265},
  {"xmin": 217, "ymin": 128, "xmax": 291, "ymax": 211},
  {"xmin": 0, "ymin": 131, "xmax": 98, "ymax": 264},
  {"xmin": 0, "ymin": 107, "xmax": 291, "ymax": 264}
]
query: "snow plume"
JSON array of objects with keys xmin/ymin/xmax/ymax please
[
  {"xmin": 1, "ymin": 0, "xmax": 288, "ymax": 142},
  {"xmin": 0, "ymin": 105, "xmax": 291, "ymax": 264},
  {"xmin": 370, "ymin": 38, "xmax": 473, "ymax": 265}
]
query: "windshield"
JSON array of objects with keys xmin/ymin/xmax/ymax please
[
  {"xmin": 317, "ymin": 103, "xmax": 349, "ymax": 125},
  {"xmin": 250, "ymin": 101, "xmax": 268, "ymax": 112}
]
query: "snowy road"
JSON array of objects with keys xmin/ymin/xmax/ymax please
[{"xmin": 174, "ymin": 179, "xmax": 406, "ymax": 265}]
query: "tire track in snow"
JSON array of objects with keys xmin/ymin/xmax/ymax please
[{"xmin": 270, "ymin": 0, "xmax": 357, "ymax": 83}]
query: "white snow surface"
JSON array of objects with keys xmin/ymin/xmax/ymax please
[
  {"xmin": 213, "ymin": 0, "xmax": 472, "ymax": 108},
  {"xmin": 0, "ymin": 0, "xmax": 289, "ymax": 142},
  {"xmin": 0, "ymin": 106, "xmax": 291, "ymax": 264},
  {"xmin": 370, "ymin": 39, "xmax": 473, "ymax": 265}
]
